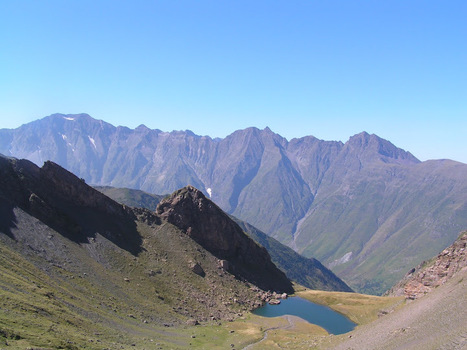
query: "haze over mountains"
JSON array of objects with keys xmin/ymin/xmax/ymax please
[{"xmin": 2, "ymin": 113, "xmax": 467, "ymax": 294}]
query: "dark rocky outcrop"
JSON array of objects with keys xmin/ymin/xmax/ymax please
[
  {"xmin": 156, "ymin": 186, "xmax": 294, "ymax": 294},
  {"xmin": 189, "ymin": 261, "xmax": 206, "ymax": 277}
]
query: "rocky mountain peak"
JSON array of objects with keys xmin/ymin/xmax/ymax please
[
  {"xmin": 156, "ymin": 185, "xmax": 294, "ymax": 293},
  {"xmin": 135, "ymin": 124, "xmax": 150, "ymax": 131},
  {"xmin": 50, "ymin": 112, "xmax": 91, "ymax": 119},
  {"xmin": 156, "ymin": 185, "xmax": 251, "ymax": 256},
  {"xmin": 45, "ymin": 113, "xmax": 94, "ymax": 126},
  {"xmin": 344, "ymin": 131, "xmax": 419, "ymax": 164}
]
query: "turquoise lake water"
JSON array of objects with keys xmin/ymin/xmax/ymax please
[{"xmin": 252, "ymin": 296, "xmax": 356, "ymax": 335}]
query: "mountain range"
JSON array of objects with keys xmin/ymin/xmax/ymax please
[{"xmin": 2, "ymin": 113, "xmax": 467, "ymax": 294}]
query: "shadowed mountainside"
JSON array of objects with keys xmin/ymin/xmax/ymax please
[
  {"xmin": 155, "ymin": 186, "xmax": 293, "ymax": 294},
  {"xmin": 0, "ymin": 155, "xmax": 142, "ymax": 254},
  {"xmin": 233, "ymin": 219, "xmax": 353, "ymax": 293}
]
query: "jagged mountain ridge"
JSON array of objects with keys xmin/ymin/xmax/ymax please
[
  {"xmin": 2, "ymin": 113, "xmax": 467, "ymax": 294},
  {"xmin": 0, "ymin": 113, "xmax": 344, "ymax": 240}
]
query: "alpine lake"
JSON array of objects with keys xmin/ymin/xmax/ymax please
[{"xmin": 252, "ymin": 296, "xmax": 356, "ymax": 335}]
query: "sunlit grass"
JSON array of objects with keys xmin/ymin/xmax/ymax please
[{"xmin": 298, "ymin": 289, "xmax": 405, "ymax": 325}]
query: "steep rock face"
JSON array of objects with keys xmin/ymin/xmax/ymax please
[
  {"xmin": 156, "ymin": 186, "xmax": 294, "ymax": 294},
  {"xmin": 388, "ymin": 231, "xmax": 467, "ymax": 299}
]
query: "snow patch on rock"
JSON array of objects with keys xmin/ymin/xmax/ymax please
[{"xmin": 88, "ymin": 136, "xmax": 97, "ymax": 150}]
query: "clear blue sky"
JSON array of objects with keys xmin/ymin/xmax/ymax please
[{"xmin": 1, "ymin": 1, "xmax": 466, "ymax": 162}]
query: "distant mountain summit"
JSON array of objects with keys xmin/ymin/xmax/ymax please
[{"xmin": 2, "ymin": 113, "xmax": 467, "ymax": 294}]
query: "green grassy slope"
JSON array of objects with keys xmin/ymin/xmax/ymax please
[
  {"xmin": 297, "ymin": 157, "xmax": 467, "ymax": 294},
  {"xmin": 0, "ymin": 206, "xmax": 266, "ymax": 349}
]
